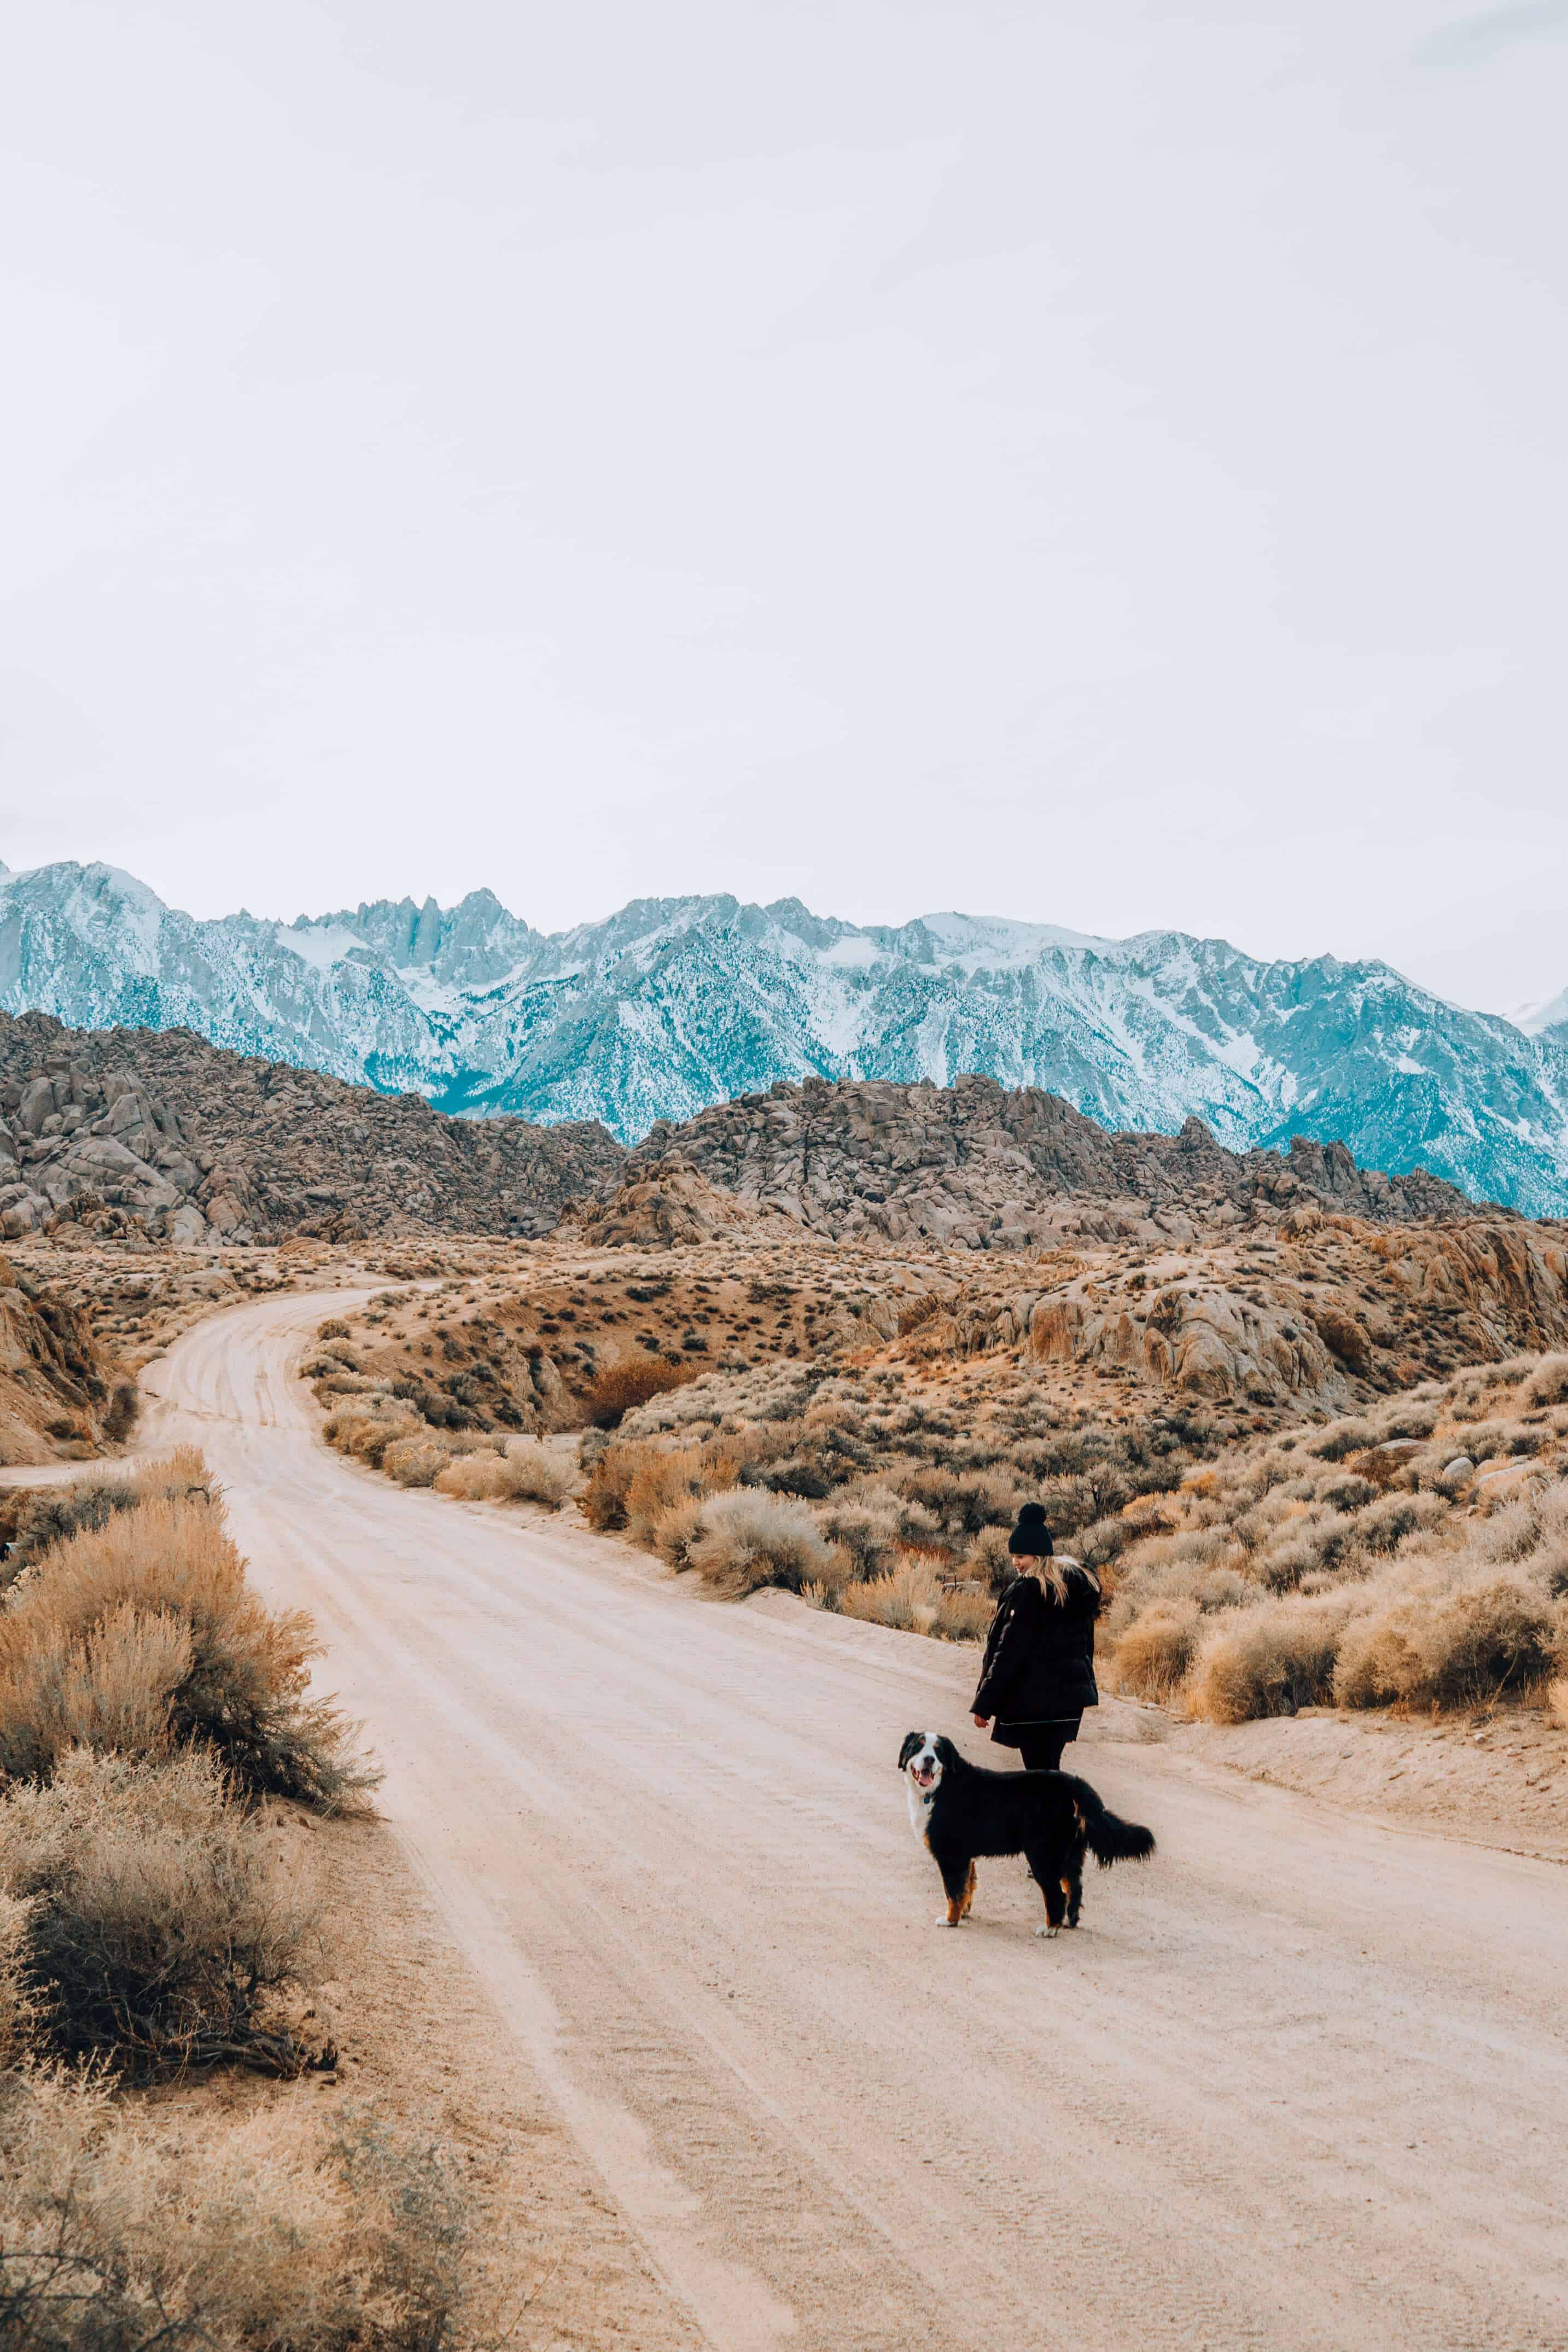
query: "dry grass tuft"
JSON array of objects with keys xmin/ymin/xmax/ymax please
[
  {"xmin": 1331, "ymin": 1565, "xmax": 1559, "ymax": 1710},
  {"xmin": 839, "ymin": 1556, "xmax": 943, "ymax": 1632},
  {"xmin": 687, "ymin": 1490, "xmax": 847, "ymax": 1599},
  {"xmin": 382, "ymin": 1436, "xmax": 451, "ymax": 1489},
  {"xmin": 1, "ymin": 1450, "xmax": 212, "ymax": 1594},
  {"xmin": 500, "ymin": 1437, "xmax": 578, "ymax": 1509},
  {"xmin": 0, "ymin": 1745, "xmax": 319, "ymax": 2077},
  {"xmin": 432, "ymin": 1440, "xmax": 578, "ymax": 1508},
  {"xmin": 1111, "ymin": 1599, "xmax": 1203, "ymax": 1702},
  {"xmin": 0, "ymin": 1471, "xmax": 375, "ymax": 1809},
  {"xmin": 1185, "ymin": 1593, "xmax": 1353, "ymax": 1724},
  {"xmin": 0, "ymin": 2068, "xmax": 473, "ymax": 2348}
]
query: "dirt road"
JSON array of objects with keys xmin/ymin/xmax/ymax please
[{"xmin": 143, "ymin": 1290, "xmax": 1568, "ymax": 2351}]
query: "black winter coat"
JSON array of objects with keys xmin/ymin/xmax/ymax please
[{"xmin": 971, "ymin": 1563, "xmax": 1100, "ymax": 1737}]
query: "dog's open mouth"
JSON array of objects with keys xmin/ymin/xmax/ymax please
[{"xmin": 909, "ymin": 1765, "xmax": 936, "ymax": 1791}]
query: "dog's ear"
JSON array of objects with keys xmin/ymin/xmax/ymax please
[
  {"xmin": 935, "ymin": 1736, "xmax": 957, "ymax": 1763},
  {"xmin": 898, "ymin": 1732, "xmax": 922, "ymax": 1771}
]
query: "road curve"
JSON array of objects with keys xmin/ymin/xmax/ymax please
[{"xmin": 141, "ymin": 1289, "xmax": 1568, "ymax": 2351}]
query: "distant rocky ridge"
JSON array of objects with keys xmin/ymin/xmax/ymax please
[
  {"xmin": 0, "ymin": 1012, "xmax": 621, "ymax": 1245},
  {"xmin": 5, "ymin": 860, "xmax": 1568, "ymax": 1213},
  {"xmin": 623, "ymin": 1075, "xmax": 1489, "ymax": 1253},
  {"xmin": 0, "ymin": 1011, "xmax": 1509, "ymax": 1255}
]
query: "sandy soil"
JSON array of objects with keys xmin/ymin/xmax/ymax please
[
  {"xmin": 1165, "ymin": 1703, "xmax": 1568, "ymax": 1864},
  {"xmin": 134, "ymin": 1288, "xmax": 1568, "ymax": 2352}
]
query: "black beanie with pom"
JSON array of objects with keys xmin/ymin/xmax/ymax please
[{"xmin": 1007, "ymin": 1503, "xmax": 1053, "ymax": 1558}]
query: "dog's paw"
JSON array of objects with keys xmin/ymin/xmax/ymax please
[
  {"xmin": 935, "ymin": 1914, "xmax": 963, "ymax": 1929},
  {"xmin": 1034, "ymin": 1923, "xmax": 1060, "ymax": 1940}
]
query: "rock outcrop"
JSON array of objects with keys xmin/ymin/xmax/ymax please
[
  {"xmin": 894, "ymin": 1215, "xmax": 1568, "ymax": 1408},
  {"xmin": 0, "ymin": 1250, "xmax": 131, "ymax": 1463},
  {"xmin": 0, "ymin": 1013, "xmax": 624, "ymax": 1245},
  {"xmin": 555, "ymin": 1157, "xmax": 798, "ymax": 1250},
  {"xmin": 626, "ymin": 1075, "xmax": 1488, "ymax": 1253},
  {"xmin": 0, "ymin": 1013, "xmax": 1516, "ymax": 1260}
]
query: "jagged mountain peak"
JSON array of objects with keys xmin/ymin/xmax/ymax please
[{"xmin": 1, "ymin": 858, "xmax": 1565, "ymax": 1214}]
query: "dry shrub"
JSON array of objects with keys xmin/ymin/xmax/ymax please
[
  {"xmin": 1332, "ymin": 1567, "xmax": 1559, "ymax": 1709},
  {"xmin": 1, "ymin": 1452, "xmax": 211, "ymax": 1591},
  {"xmin": 501, "ymin": 1438, "xmax": 578, "ymax": 1509},
  {"xmin": 342, "ymin": 1413, "xmax": 423, "ymax": 1469},
  {"xmin": 900, "ymin": 1464, "xmax": 1024, "ymax": 1535},
  {"xmin": 101, "ymin": 1379, "xmax": 140, "ymax": 1448},
  {"xmin": 966, "ymin": 1524, "xmax": 1018, "ymax": 1592},
  {"xmin": 1523, "ymin": 1354, "xmax": 1568, "ymax": 1407},
  {"xmin": 820, "ymin": 1487, "xmax": 940, "ymax": 1577},
  {"xmin": 431, "ymin": 1441, "xmax": 576, "ymax": 1508},
  {"xmin": 839, "ymin": 1557, "xmax": 942, "ymax": 1633},
  {"xmin": 383, "ymin": 1437, "xmax": 450, "ymax": 1489},
  {"xmin": 433, "ymin": 1453, "xmax": 509, "ymax": 1502},
  {"xmin": 687, "ymin": 1491, "xmax": 846, "ymax": 1599},
  {"xmin": 1548, "ymin": 1676, "xmax": 1568, "ymax": 1732},
  {"xmin": 579, "ymin": 1358, "xmax": 698, "ymax": 1431},
  {"xmin": 650, "ymin": 1493, "xmax": 707, "ymax": 1568},
  {"xmin": 0, "ymin": 1603, "xmax": 191, "ymax": 1775},
  {"xmin": 580, "ymin": 1440, "xmax": 641, "ymax": 1530},
  {"xmin": 585, "ymin": 1434, "xmax": 746, "ymax": 1539},
  {"xmin": 932, "ymin": 1584, "xmax": 995, "ymax": 1642},
  {"xmin": 1, "ymin": 1886, "xmax": 36, "ymax": 2066},
  {"xmin": 1112, "ymin": 1600, "xmax": 1203, "ymax": 1701},
  {"xmin": 0, "ymin": 1492, "xmax": 374, "ymax": 1809},
  {"xmin": 0, "ymin": 1747, "xmax": 319, "ymax": 2076},
  {"xmin": 626, "ymin": 1444, "xmax": 726, "ymax": 1545},
  {"xmin": 1355, "ymin": 1491, "xmax": 1447, "ymax": 1557},
  {"xmin": 1255, "ymin": 1506, "xmax": 1361, "ymax": 1593},
  {"xmin": 1186, "ymin": 1593, "xmax": 1352, "ymax": 1723},
  {"xmin": 0, "ymin": 2069, "xmax": 471, "ymax": 2350}
]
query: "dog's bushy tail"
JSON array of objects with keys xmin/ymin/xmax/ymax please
[{"xmin": 1066, "ymin": 1775, "xmax": 1155, "ymax": 1868}]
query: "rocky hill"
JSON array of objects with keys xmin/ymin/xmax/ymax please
[
  {"xmin": 0, "ymin": 1008, "xmax": 1509, "ymax": 1256},
  {"xmin": 0, "ymin": 1250, "xmax": 133, "ymax": 1464},
  {"xmin": 0, "ymin": 1012, "xmax": 622, "ymax": 1246},
  {"xmin": 6, "ymin": 860, "xmax": 1568, "ymax": 1212},
  {"xmin": 623, "ymin": 1075, "xmax": 1490, "ymax": 1253}
]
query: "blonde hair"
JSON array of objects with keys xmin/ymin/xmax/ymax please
[{"xmin": 1020, "ymin": 1556, "xmax": 1096, "ymax": 1606}]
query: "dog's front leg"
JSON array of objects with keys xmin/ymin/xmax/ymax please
[{"xmin": 935, "ymin": 1854, "xmax": 973, "ymax": 1927}]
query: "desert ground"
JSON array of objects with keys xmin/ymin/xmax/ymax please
[{"xmin": 124, "ymin": 1283, "xmax": 1568, "ymax": 2352}]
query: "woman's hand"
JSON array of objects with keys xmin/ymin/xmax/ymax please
[{"xmin": 972, "ymin": 1713, "xmax": 989, "ymax": 1729}]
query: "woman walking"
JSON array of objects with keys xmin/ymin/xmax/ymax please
[{"xmin": 970, "ymin": 1504, "xmax": 1100, "ymax": 1773}]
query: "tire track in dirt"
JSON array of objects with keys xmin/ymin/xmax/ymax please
[{"xmin": 141, "ymin": 1291, "xmax": 1568, "ymax": 2351}]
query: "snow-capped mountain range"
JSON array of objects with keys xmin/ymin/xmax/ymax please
[{"xmin": 5, "ymin": 859, "xmax": 1567, "ymax": 1215}]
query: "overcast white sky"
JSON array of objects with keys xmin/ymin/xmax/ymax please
[{"xmin": 3, "ymin": 0, "xmax": 1565, "ymax": 1010}]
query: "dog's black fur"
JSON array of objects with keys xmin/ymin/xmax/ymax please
[{"xmin": 899, "ymin": 1731, "xmax": 1155, "ymax": 1936}]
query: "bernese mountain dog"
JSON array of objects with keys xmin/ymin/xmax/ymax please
[{"xmin": 899, "ymin": 1731, "xmax": 1155, "ymax": 1936}]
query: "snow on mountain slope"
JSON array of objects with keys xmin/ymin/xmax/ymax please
[
  {"xmin": 3, "ymin": 859, "xmax": 1567, "ymax": 1214},
  {"xmin": 1518, "ymin": 985, "xmax": 1568, "ymax": 1038}
]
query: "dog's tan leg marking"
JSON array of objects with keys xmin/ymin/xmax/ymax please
[
  {"xmin": 960, "ymin": 1861, "xmax": 977, "ymax": 1920},
  {"xmin": 945, "ymin": 1890, "xmax": 967, "ymax": 1928},
  {"xmin": 1034, "ymin": 1881, "xmax": 1060, "ymax": 1940}
]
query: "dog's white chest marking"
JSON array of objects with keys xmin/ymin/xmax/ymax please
[{"xmin": 906, "ymin": 1777, "xmax": 935, "ymax": 1842}]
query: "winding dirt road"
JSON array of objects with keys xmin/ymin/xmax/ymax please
[{"xmin": 142, "ymin": 1289, "xmax": 1568, "ymax": 2351}]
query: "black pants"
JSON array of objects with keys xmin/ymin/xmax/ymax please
[{"xmin": 1012, "ymin": 1718, "xmax": 1082, "ymax": 1774}]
